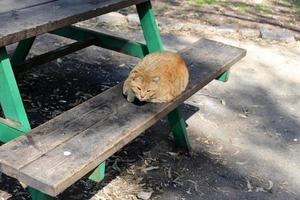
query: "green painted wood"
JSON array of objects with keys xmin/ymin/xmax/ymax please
[
  {"xmin": 136, "ymin": 1, "xmax": 164, "ymax": 52},
  {"xmin": 14, "ymin": 38, "xmax": 97, "ymax": 73},
  {"xmin": 11, "ymin": 37, "xmax": 35, "ymax": 67},
  {"xmin": 167, "ymin": 109, "xmax": 191, "ymax": 151},
  {"xmin": 217, "ymin": 70, "xmax": 230, "ymax": 82},
  {"xmin": 28, "ymin": 187, "xmax": 55, "ymax": 200},
  {"xmin": 0, "ymin": 47, "xmax": 30, "ymax": 135},
  {"xmin": 0, "ymin": 122, "xmax": 24, "ymax": 143},
  {"xmin": 88, "ymin": 161, "xmax": 106, "ymax": 183},
  {"xmin": 51, "ymin": 26, "xmax": 149, "ymax": 58},
  {"xmin": 136, "ymin": 1, "xmax": 191, "ymax": 151}
]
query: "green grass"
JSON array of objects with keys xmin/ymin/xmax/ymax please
[
  {"xmin": 189, "ymin": 0, "xmax": 221, "ymax": 6},
  {"xmin": 234, "ymin": 2, "xmax": 252, "ymax": 11},
  {"xmin": 254, "ymin": 4, "xmax": 273, "ymax": 14},
  {"xmin": 189, "ymin": 0, "xmax": 272, "ymax": 14},
  {"xmin": 156, "ymin": 4, "xmax": 169, "ymax": 13},
  {"xmin": 291, "ymin": 0, "xmax": 300, "ymax": 7},
  {"xmin": 281, "ymin": 0, "xmax": 300, "ymax": 15},
  {"xmin": 189, "ymin": 0, "xmax": 222, "ymax": 6},
  {"xmin": 291, "ymin": 0, "xmax": 300, "ymax": 15}
]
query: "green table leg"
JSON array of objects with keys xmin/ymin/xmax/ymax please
[
  {"xmin": 0, "ymin": 47, "xmax": 31, "ymax": 143},
  {"xmin": 11, "ymin": 37, "xmax": 36, "ymax": 67},
  {"xmin": 216, "ymin": 71, "xmax": 230, "ymax": 82},
  {"xmin": 167, "ymin": 109, "xmax": 191, "ymax": 151},
  {"xmin": 0, "ymin": 122, "xmax": 25, "ymax": 143},
  {"xmin": 136, "ymin": 1, "xmax": 164, "ymax": 52},
  {"xmin": 28, "ymin": 187, "xmax": 55, "ymax": 200},
  {"xmin": 88, "ymin": 161, "xmax": 106, "ymax": 182},
  {"xmin": 136, "ymin": 1, "xmax": 191, "ymax": 151}
]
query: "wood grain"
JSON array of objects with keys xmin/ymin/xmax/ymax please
[
  {"xmin": 0, "ymin": 39, "xmax": 246, "ymax": 196},
  {"xmin": 0, "ymin": 0, "xmax": 57, "ymax": 14},
  {"xmin": 0, "ymin": 0, "xmax": 148, "ymax": 47}
]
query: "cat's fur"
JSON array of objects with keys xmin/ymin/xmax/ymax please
[{"xmin": 123, "ymin": 51, "xmax": 189, "ymax": 103}]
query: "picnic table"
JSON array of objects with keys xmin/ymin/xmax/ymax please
[{"xmin": 0, "ymin": 0, "xmax": 246, "ymax": 199}]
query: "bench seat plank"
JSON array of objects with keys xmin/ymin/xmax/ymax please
[
  {"xmin": 0, "ymin": 0, "xmax": 148, "ymax": 46},
  {"xmin": 0, "ymin": 39, "xmax": 246, "ymax": 196},
  {"xmin": 0, "ymin": 0, "xmax": 53, "ymax": 13}
]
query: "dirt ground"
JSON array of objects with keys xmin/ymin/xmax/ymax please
[{"xmin": 1, "ymin": 0, "xmax": 300, "ymax": 200}]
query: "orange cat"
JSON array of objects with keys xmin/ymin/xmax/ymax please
[{"xmin": 123, "ymin": 51, "xmax": 189, "ymax": 103}]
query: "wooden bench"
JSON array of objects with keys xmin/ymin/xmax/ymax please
[{"xmin": 0, "ymin": 38, "xmax": 246, "ymax": 198}]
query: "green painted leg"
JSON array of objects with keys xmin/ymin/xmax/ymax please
[
  {"xmin": 0, "ymin": 122, "xmax": 24, "ymax": 143},
  {"xmin": 51, "ymin": 27, "xmax": 148, "ymax": 59},
  {"xmin": 88, "ymin": 161, "xmax": 106, "ymax": 182},
  {"xmin": 216, "ymin": 71, "xmax": 230, "ymax": 82},
  {"xmin": 167, "ymin": 109, "xmax": 191, "ymax": 151},
  {"xmin": 28, "ymin": 187, "xmax": 55, "ymax": 200},
  {"xmin": 0, "ymin": 47, "xmax": 31, "ymax": 142},
  {"xmin": 136, "ymin": 1, "xmax": 164, "ymax": 53},
  {"xmin": 11, "ymin": 37, "xmax": 36, "ymax": 67},
  {"xmin": 136, "ymin": 1, "xmax": 191, "ymax": 151}
]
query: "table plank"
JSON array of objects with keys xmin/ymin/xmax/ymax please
[
  {"xmin": 0, "ymin": 89, "xmax": 122, "ymax": 178},
  {"xmin": 0, "ymin": 0, "xmax": 148, "ymax": 47},
  {"xmin": 0, "ymin": 0, "xmax": 56, "ymax": 14},
  {"xmin": 0, "ymin": 39, "xmax": 246, "ymax": 196}
]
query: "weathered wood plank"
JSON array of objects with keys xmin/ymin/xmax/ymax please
[
  {"xmin": 0, "ymin": 0, "xmax": 148, "ymax": 47},
  {"xmin": 0, "ymin": 83, "xmax": 122, "ymax": 177},
  {"xmin": 0, "ymin": 0, "xmax": 56, "ymax": 14},
  {"xmin": 0, "ymin": 39, "xmax": 246, "ymax": 196}
]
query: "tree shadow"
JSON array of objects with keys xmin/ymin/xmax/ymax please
[
  {"xmin": 167, "ymin": 0, "xmax": 300, "ymax": 35},
  {"xmin": 0, "ymin": 31, "xmax": 299, "ymax": 199},
  {"xmin": 184, "ymin": 49, "xmax": 300, "ymax": 194}
]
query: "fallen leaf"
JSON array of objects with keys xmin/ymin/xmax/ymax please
[
  {"xmin": 246, "ymin": 178, "xmax": 253, "ymax": 192},
  {"xmin": 267, "ymin": 180, "xmax": 274, "ymax": 191},
  {"xmin": 220, "ymin": 99, "xmax": 226, "ymax": 105},
  {"xmin": 167, "ymin": 152, "xmax": 179, "ymax": 157},
  {"xmin": 238, "ymin": 113, "xmax": 248, "ymax": 118},
  {"xmin": 142, "ymin": 166, "xmax": 159, "ymax": 173},
  {"xmin": 137, "ymin": 189, "xmax": 153, "ymax": 200}
]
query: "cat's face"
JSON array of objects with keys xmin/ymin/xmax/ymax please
[{"xmin": 130, "ymin": 75, "xmax": 160, "ymax": 101}]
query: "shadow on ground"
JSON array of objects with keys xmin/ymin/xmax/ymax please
[{"xmin": 0, "ymin": 33, "xmax": 299, "ymax": 200}]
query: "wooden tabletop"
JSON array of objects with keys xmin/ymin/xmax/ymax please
[{"xmin": 0, "ymin": 0, "xmax": 147, "ymax": 47}]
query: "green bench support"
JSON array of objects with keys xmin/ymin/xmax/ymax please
[
  {"xmin": 88, "ymin": 161, "xmax": 106, "ymax": 183},
  {"xmin": 0, "ymin": 47, "xmax": 31, "ymax": 143},
  {"xmin": 217, "ymin": 71, "xmax": 230, "ymax": 82},
  {"xmin": 28, "ymin": 187, "xmax": 54, "ymax": 200},
  {"xmin": 11, "ymin": 37, "xmax": 36, "ymax": 67}
]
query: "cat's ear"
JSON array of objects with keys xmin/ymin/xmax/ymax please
[
  {"xmin": 132, "ymin": 75, "xmax": 142, "ymax": 82},
  {"xmin": 131, "ymin": 70, "xmax": 140, "ymax": 77},
  {"xmin": 152, "ymin": 76, "xmax": 160, "ymax": 83},
  {"xmin": 131, "ymin": 70, "xmax": 138, "ymax": 74}
]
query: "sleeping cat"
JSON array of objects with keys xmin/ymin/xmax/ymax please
[{"xmin": 123, "ymin": 51, "xmax": 189, "ymax": 103}]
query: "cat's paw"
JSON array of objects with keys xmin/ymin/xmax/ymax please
[
  {"xmin": 124, "ymin": 88, "xmax": 135, "ymax": 103},
  {"xmin": 123, "ymin": 86, "xmax": 128, "ymax": 96},
  {"xmin": 127, "ymin": 93, "xmax": 135, "ymax": 103}
]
